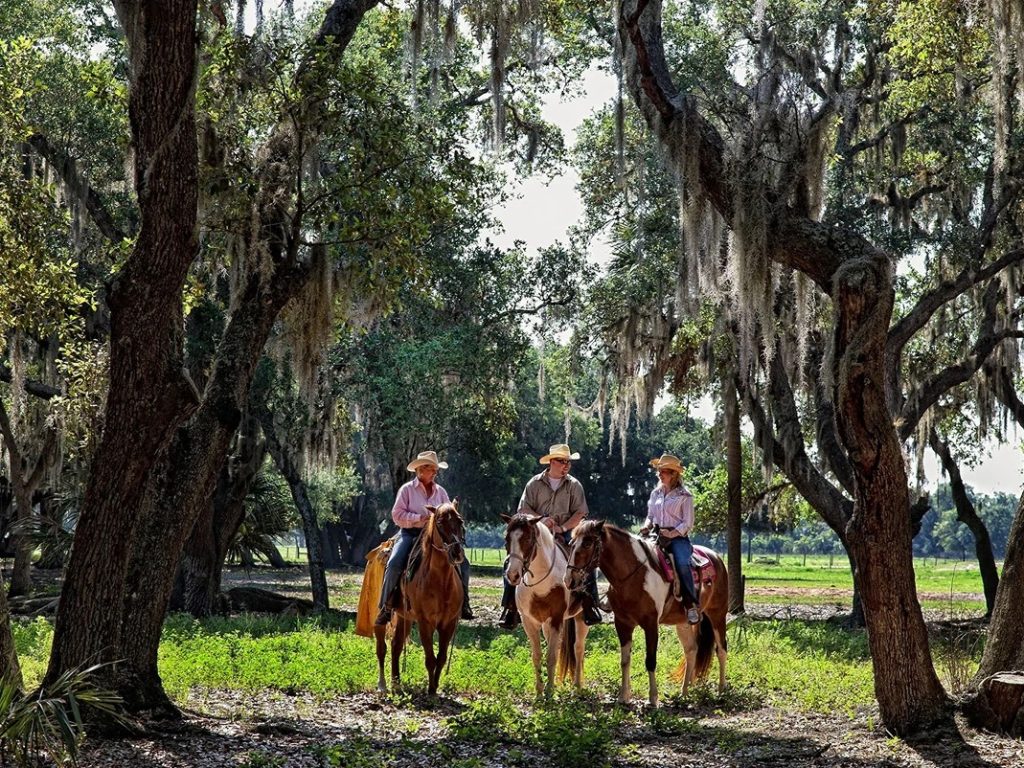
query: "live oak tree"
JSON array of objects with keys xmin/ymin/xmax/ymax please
[{"xmin": 602, "ymin": 0, "xmax": 1024, "ymax": 734}]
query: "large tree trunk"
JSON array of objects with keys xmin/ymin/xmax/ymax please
[
  {"xmin": 931, "ymin": 435, "xmax": 999, "ymax": 615},
  {"xmin": 833, "ymin": 255, "xmax": 949, "ymax": 734},
  {"xmin": 260, "ymin": 411, "xmax": 329, "ymax": 611},
  {"xmin": 723, "ymin": 373, "xmax": 744, "ymax": 613},
  {"xmin": 8, "ymin": 487, "xmax": 34, "ymax": 598},
  {"xmin": 0, "ymin": 578, "xmax": 22, "ymax": 689},
  {"xmin": 173, "ymin": 414, "xmax": 265, "ymax": 617},
  {"xmin": 44, "ymin": 0, "xmax": 201, "ymax": 691},
  {"xmin": 972, "ymin": 493, "xmax": 1024, "ymax": 682}
]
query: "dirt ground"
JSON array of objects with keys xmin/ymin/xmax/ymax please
[{"xmin": 76, "ymin": 689, "xmax": 1024, "ymax": 768}]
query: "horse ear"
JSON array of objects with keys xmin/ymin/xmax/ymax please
[
  {"xmin": 426, "ymin": 505, "xmax": 437, "ymax": 514},
  {"xmin": 595, "ymin": 521, "xmax": 605, "ymax": 534},
  {"xmin": 500, "ymin": 513, "xmax": 512, "ymax": 524},
  {"xmin": 452, "ymin": 498, "xmax": 459, "ymax": 511}
]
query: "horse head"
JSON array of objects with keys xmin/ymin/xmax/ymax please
[
  {"xmin": 501, "ymin": 512, "xmax": 545, "ymax": 586},
  {"xmin": 565, "ymin": 519, "xmax": 604, "ymax": 592},
  {"xmin": 427, "ymin": 500, "xmax": 465, "ymax": 565}
]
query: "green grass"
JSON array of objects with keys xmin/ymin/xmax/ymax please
[{"xmin": 13, "ymin": 613, "xmax": 881, "ymax": 716}]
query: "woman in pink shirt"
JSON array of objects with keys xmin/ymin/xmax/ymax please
[
  {"xmin": 640, "ymin": 453, "xmax": 699, "ymax": 624},
  {"xmin": 375, "ymin": 451, "xmax": 473, "ymax": 624}
]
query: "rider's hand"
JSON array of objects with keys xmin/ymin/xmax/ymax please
[
  {"xmin": 639, "ymin": 525, "xmax": 651, "ymax": 536},
  {"xmin": 540, "ymin": 517, "xmax": 557, "ymax": 531}
]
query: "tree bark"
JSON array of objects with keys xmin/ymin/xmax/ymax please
[
  {"xmin": 173, "ymin": 414, "xmax": 265, "ymax": 617},
  {"xmin": 0, "ymin": 576, "xmax": 22, "ymax": 689},
  {"xmin": 260, "ymin": 410, "xmax": 329, "ymax": 611},
  {"xmin": 973, "ymin": 492, "xmax": 1024, "ymax": 682},
  {"xmin": 832, "ymin": 255, "xmax": 949, "ymax": 733},
  {"xmin": 930, "ymin": 434, "xmax": 999, "ymax": 615},
  {"xmin": 45, "ymin": 0, "xmax": 201, "ymax": 690},
  {"xmin": 723, "ymin": 372, "xmax": 744, "ymax": 613},
  {"xmin": 0, "ymin": 401, "xmax": 58, "ymax": 598}
]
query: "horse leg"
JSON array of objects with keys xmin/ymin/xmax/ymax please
[
  {"xmin": 522, "ymin": 615, "xmax": 544, "ymax": 697},
  {"xmin": 713, "ymin": 610, "xmax": 728, "ymax": 693},
  {"xmin": 391, "ymin": 617, "xmax": 409, "ymax": 691},
  {"xmin": 643, "ymin": 621, "xmax": 659, "ymax": 707},
  {"xmin": 374, "ymin": 625, "xmax": 387, "ymax": 692},
  {"xmin": 542, "ymin": 620, "xmax": 561, "ymax": 698},
  {"xmin": 433, "ymin": 620, "xmax": 457, "ymax": 695},
  {"xmin": 419, "ymin": 620, "xmax": 438, "ymax": 695},
  {"xmin": 674, "ymin": 622, "xmax": 697, "ymax": 696},
  {"xmin": 573, "ymin": 619, "xmax": 589, "ymax": 688},
  {"xmin": 614, "ymin": 618, "xmax": 634, "ymax": 703}
]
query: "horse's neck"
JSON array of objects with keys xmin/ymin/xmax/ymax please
[
  {"xmin": 599, "ymin": 529, "xmax": 645, "ymax": 583},
  {"xmin": 530, "ymin": 524, "xmax": 562, "ymax": 581}
]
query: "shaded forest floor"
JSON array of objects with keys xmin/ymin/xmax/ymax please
[{"xmin": 76, "ymin": 689, "xmax": 1024, "ymax": 767}]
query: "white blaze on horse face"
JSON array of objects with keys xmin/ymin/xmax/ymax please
[{"xmin": 506, "ymin": 529, "xmax": 525, "ymax": 585}]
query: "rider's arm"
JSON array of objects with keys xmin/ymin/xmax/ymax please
[
  {"xmin": 559, "ymin": 480, "xmax": 588, "ymax": 533},
  {"xmin": 391, "ymin": 483, "xmax": 425, "ymax": 528},
  {"xmin": 671, "ymin": 489, "xmax": 694, "ymax": 538}
]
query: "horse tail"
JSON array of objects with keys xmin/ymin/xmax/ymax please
[
  {"xmin": 693, "ymin": 613, "xmax": 716, "ymax": 679},
  {"xmin": 556, "ymin": 619, "xmax": 577, "ymax": 683}
]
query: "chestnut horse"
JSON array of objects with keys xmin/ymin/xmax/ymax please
[
  {"xmin": 503, "ymin": 513, "xmax": 589, "ymax": 696},
  {"xmin": 374, "ymin": 501, "xmax": 465, "ymax": 695},
  {"xmin": 566, "ymin": 520, "xmax": 728, "ymax": 706}
]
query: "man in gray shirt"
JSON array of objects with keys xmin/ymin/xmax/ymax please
[{"xmin": 499, "ymin": 443, "xmax": 602, "ymax": 629}]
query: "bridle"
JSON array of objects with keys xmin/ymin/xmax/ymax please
[
  {"xmin": 507, "ymin": 523, "xmax": 560, "ymax": 587},
  {"xmin": 566, "ymin": 527, "xmax": 648, "ymax": 592},
  {"xmin": 429, "ymin": 509, "xmax": 465, "ymax": 566}
]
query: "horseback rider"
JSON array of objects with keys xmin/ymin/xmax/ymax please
[
  {"xmin": 375, "ymin": 451, "xmax": 473, "ymax": 625},
  {"xmin": 640, "ymin": 453, "xmax": 700, "ymax": 624},
  {"xmin": 498, "ymin": 443, "xmax": 602, "ymax": 629}
]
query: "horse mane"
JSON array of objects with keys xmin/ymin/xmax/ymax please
[{"xmin": 573, "ymin": 520, "xmax": 660, "ymax": 571}]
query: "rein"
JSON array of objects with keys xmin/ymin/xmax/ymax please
[{"xmin": 568, "ymin": 530, "xmax": 647, "ymax": 592}]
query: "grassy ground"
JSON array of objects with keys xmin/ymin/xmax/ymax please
[{"xmin": 12, "ymin": 613, "xmax": 877, "ymax": 716}]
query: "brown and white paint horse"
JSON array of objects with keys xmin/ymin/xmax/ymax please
[
  {"xmin": 503, "ymin": 513, "xmax": 589, "ymax": 696},
  {"xmin": 375, "ymin": 501, "xmax": 465, "ymax": 695},
  {"xmin": 566, "ymin": 520, "xmax": 729, "ymax": 706}
]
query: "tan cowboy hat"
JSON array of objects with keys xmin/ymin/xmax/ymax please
[
  {"xmin": 649, "ymin": 453, "xmax": 685, "ymax": 474},
  {"xmin": 407, "ymin": 450, "xmax": 448, "ymax": 472},
  {"xmin": 539, "ymin": 443, "xmax": 581, "ymax": 464}
]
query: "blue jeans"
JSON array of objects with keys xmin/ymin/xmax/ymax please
[
  {"xmin": 379, "ymin": 529, "xmax": 419, "ymax": 611},
  {"xmin": 378, "ymin": 528, "xmax": 472, "ymax": 611},
  {"xmin": 666, "ymin": 535, "xmax": 696, "ymax": 603}
]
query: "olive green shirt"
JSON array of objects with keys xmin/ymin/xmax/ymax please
[{"xmin": 517, "ymin": 471, "xmax": 589, "ymax": 532}]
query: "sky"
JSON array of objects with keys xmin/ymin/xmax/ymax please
[{"xmin": 488, "ymin": 67, "xmax": 1024, "ymax": 498}]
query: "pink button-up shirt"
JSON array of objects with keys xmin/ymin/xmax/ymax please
[
  {"xmin": 392, "ymin": 478, "xmax": 451, "ymax": 529},
  {"xmin": 644, "ymin": 483, "xmax": 694, "ymax": 538}
]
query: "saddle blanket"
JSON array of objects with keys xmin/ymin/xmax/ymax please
[{"xmin": 656, "ymin": 544, "xmax": 716, "ymax": 586}]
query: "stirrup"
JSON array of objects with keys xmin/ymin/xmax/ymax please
[{"xmin": 686, "ymin": 606, "xmax": 700, "ymax": 625}]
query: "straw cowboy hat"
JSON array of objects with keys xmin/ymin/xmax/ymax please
[
  {"xmin": 539, "ymin": 443, "xmax": 581, "ymax": 464},
  {"xmin": 649, "ymin": 453, "xmax": 685, "ymax": 474},
  {"xmin": 407, "ymin": 450, "xmax": 449, "ymax": 472}
]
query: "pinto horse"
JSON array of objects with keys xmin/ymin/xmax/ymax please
[
  {"xmin": 566, "ymin": 520, "xmax": 728, "ymax": 706},
  {"xmin": 503, "ymin": 513, "xmax": 590, "ymax": 696},
  {"xmin": 375, "ymin": 501, "xmax": 465, "ymax": 695}
]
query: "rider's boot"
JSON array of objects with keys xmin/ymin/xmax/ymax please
[{"xmin": 498, "ymin": 603, "xmax": 520, "ymax": 630}]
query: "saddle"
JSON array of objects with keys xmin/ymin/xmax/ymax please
[{"xmin": 650, "ymin": 538, "xmax": 716, "ymax": 602}]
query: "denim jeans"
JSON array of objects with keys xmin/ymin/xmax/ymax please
[
  {"xmin": 378, "ymin": 528, "xmax": 420, "ymax": 611},
  {"xmin": 665, "ymin": 535, "xmax": 696, "ymax": 603}
]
